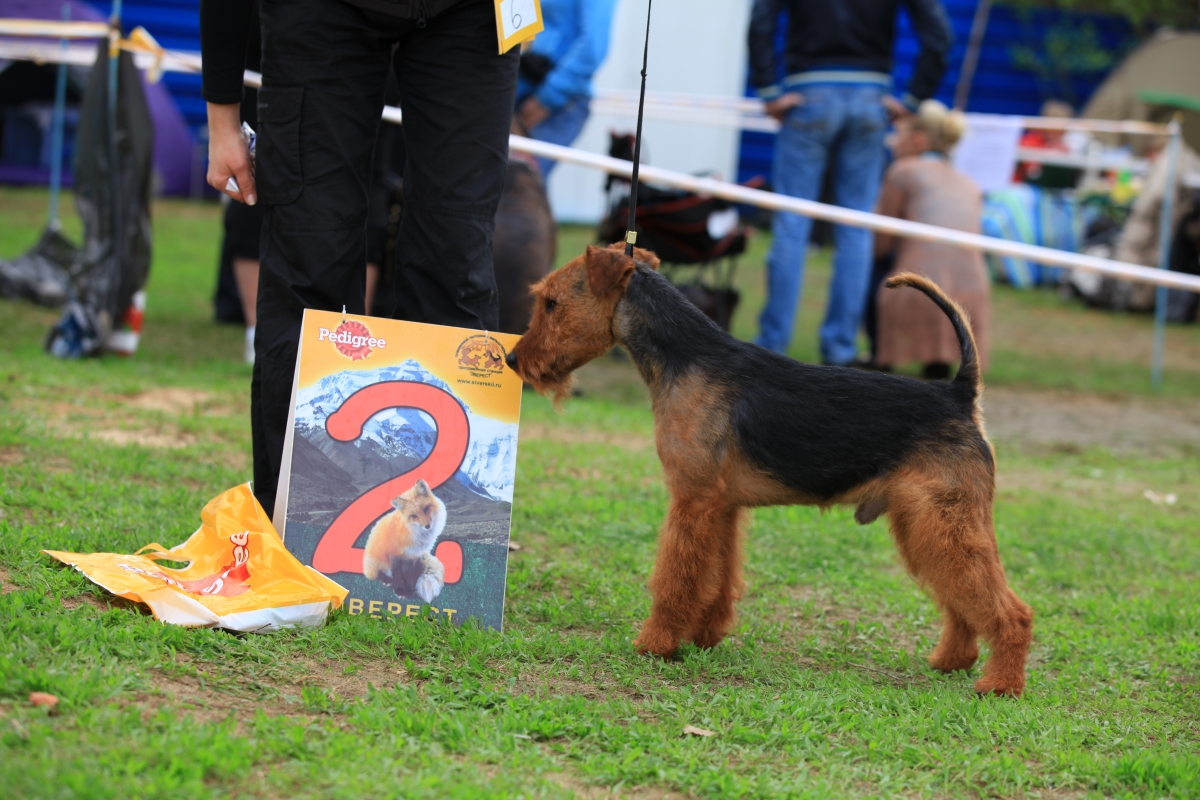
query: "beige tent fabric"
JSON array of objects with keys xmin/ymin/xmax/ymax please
[{"xmin": 1082, "ymin": 30, "xmax": 1200, "ymax": 155}]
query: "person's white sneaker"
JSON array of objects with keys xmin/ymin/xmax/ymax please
[{"xmin": 244, "ymin": 326, "xmax": 256, "ymax": 365}]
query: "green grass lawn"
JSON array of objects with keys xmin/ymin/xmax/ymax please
[{"xmin": 1, "ymin": 187, "xmax": 1198, "ymax": 798}]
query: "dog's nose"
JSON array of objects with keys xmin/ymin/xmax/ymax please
[{"xmin": 505, "ymin": 351, "xmax": 519, "ymax": 371}]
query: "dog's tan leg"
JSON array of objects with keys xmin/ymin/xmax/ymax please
[
  {"xmin": 929, "ymin": 606, "xmax": 979, "ymax": 672},
  {"xmin": 634, "ymin": 496, "xmax": 726, "ymax": 658},
  {"xmin": 967, "ymin": 584, "xmax": 1033, "ymax": 697},
  {"xmin": 888, "ymin": 478, "xmax": 1032, "ymax": 697},
  {"xmin": 690, "ymin": 507, "xmax": 746, "ymax": 650}
]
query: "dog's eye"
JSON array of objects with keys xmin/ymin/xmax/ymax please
[
  {"xmin": 423, "ymin": 506, "xmax": 431, "ymax": 515},
  {"xmin": 409, "ymin": 514, "xmax": 417, "ymax": 521},
  {"xmin": 544, "ymin": 298, "xmax": 557, "ymax": 313}
]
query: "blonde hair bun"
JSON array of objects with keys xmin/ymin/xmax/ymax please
[{"xmin": 915, "ymin": 99, "xmax": 967, "ymax": 151}]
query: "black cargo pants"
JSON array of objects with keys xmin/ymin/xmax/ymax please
[{"xmin": 253, "ymin": 0, "xmax": 518, "ymax": 517}]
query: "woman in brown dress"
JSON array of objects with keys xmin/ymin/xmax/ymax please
[{"xmin": 874, "ymin": 100, "xmax": 990, "ymax": 379}]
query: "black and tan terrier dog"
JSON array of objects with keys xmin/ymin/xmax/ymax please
[{"xmin": 506, "ymin": 243, "xmax": 1033, "ymax": 697}]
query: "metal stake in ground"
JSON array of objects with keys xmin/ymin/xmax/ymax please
[
  {"xmin": 48, "ymin": 3, "xmax": 71, "ymax": 230},
  {"xmin": 1151, "ymin": 114, "xmax": 1182, "ymax": 391},
  {"xmin": 624, "ymin": 0, "xmax": 653, "ymax": 258}
]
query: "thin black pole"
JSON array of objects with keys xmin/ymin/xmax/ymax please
[{"xmin": 625, "ymin": 0, "xmax": 653, "ymax": 257}]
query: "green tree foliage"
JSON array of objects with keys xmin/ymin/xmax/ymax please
[{"xmin": 1003, "ymin": 0, "xmax": 1198, "ymax": 32}]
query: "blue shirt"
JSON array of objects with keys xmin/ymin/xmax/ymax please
[{"xmin": 520, "ymin": 0, "xmax": 617, "ymax": 112}]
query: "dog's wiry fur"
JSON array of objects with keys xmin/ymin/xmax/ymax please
[{"xmin": 507, "ymin": 245, "xmax": 1033, "ymax": 696}]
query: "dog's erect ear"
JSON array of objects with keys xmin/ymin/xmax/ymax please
[
  {"xmin": 605, "ymin": 241, "xmax": 660, "ymax": 270},
  {"xmin": 586, "ymin": 245, "xmax": 636, "ymax": 301}
]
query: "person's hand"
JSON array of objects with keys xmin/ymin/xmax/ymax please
[
  {"xmin": 764, "ymin": 92, "xmax": 803, "ymax": 123},
  {"xmin": 517, "ymin": 97, "xmax": 550, "ymax": 132},
  {"xmin": 207, "ymin": 102, "xmax": 256, "ymax": 205},
  {"xmin": 882, "ymin": 95, "xmax": 913, "ymax": 122}
]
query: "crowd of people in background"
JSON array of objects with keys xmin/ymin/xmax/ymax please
[{"xmin": 749, "ymin": 0, "xmax": 993, "ymax": 376}]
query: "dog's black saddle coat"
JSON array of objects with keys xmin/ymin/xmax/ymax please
[{"xmin": 619, "ymin": 266, "xmax": 991, "ymax": 500}]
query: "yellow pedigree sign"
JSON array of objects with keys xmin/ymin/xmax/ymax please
[{"xmin": 494, "ymin": 0, "xmax": 543, "ymax": 54}]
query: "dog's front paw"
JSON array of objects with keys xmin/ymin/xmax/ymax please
[
  {"xmin": 414, "ymin": 573, "xmax": 443, "ymax": 604},
  {"xmin": 633, "ymin": 621, "xmax": 679, "ymax": 659},
  {"xmin": 929, "ymin": 647, "xmax": 979, "ymax": 673}
]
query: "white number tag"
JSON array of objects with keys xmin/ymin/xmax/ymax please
[{"xmin": 495, "ymin": 0, "xmax": 543, "ymax": 54}]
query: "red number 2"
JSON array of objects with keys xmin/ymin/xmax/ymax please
[{"xmin": 311, "ymin": 381, "xmax": 469, "ymax": 578}]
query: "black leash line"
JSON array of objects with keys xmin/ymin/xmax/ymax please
[{"xmin": 625, "ymin": 0, "xmax": 653, "ymax": 257}]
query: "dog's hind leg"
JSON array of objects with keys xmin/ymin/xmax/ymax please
[
  {"xmin": 634, "ymin": 496, "xmax": 728, "ymax": 658},
  {"xmin": 889, "ymin": 482, "xmax": 1032, "ymax": 697},
  {"xmin": 690, "ymin": 507, "xmax": 747, "ymax": 650}
]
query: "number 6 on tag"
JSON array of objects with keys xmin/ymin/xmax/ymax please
[{"xmin": 495, "ymin": 0, "xmax": 543, "ymax": 54}]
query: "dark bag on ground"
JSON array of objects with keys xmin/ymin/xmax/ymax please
[
  {"xmin": 597, "ymin": 133, "xmax": 749, "ymax": 331},
  {"xmin": 44, "ymin": 42, "xmax": 154, "ymax": 357}
]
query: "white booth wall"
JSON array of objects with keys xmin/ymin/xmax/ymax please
[{"xmin": 545, "ymin": 0, "xmax": 753, "ymax": 224}]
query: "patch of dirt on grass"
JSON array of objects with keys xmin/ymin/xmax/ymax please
[
  {"xmin": 297, "ymin": 656, "xmax": 407, "ymax": 697},
  {"xmin": 0, "ymin": 565, "xmax": 19, "ymax": 594},
  {"xmin": 41, "ymin": 455, "xmax": 73, "ymax": 474},
  {"xmin": 510, "ymin": 670, "xmax": 634, "ymax": 703},
  {"xmin": 59, "ymin": 590, "xmax": 128, "ymax": 613},
  {"xmin": 120, "ymin": 388, "xmax": 213, "ymax": 414},
  {"xmin": 140, "ymin": 669, "xmax": 301, "ymax": 729},
  {"xmin": 521, "ymin": 423, "xmax": 653, "ymax": 451},
  {"xmin": 0, "ymin": 446, "xmax": 24, "ymax": 466},
  {"xmin": 547, "ymin": 770, "xmax": 689, "ymax": 800},
  {"xmin": 90, "ymin": 428, "xmax": 197, "ymax": 448},
  {"xmin": 984, "ymin": 387, "xmax": 1200, "ymax": 456}
]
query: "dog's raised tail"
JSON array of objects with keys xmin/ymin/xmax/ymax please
[{"xmin": 884, "ymin": 272, "xmax": 980, "ymax": 400}]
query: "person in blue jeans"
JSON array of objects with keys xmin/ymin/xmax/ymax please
[
  {"xmin": 514, "ymin": 0, "xmax": 617, "ymax": 178},
  {"xmin": 748, "ymin": 0, "xmax": 952, "ymax": 364}
]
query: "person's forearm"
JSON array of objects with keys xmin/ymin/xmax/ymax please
[{"xmin": 201, "ymin": 0, "xmax": 253, "ymax": 105}]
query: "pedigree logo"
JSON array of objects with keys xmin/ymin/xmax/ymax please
[{"xmin": 319, "ymin": 320, "xmax": 386, "ymax": 361}]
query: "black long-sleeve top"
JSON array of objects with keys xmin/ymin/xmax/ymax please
[
  {"xmin": 200, "ymin": 0, "xmax": 254, "ymax": 105},
  {"xmin": 747, "ymin": 0, "xmax": 952, "ymax": 106}
]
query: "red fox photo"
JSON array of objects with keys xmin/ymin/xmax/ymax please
[{"xmin": 363, "ymin": 480, "xmax": 448, "ymax": 603}]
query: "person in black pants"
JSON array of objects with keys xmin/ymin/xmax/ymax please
[{"xmin": 201, "ymin": 0, "xmax": 519, "ymax": 518}]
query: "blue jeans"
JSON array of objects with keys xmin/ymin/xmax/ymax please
[
  {"xmin": 756, "ymin": 85, "xmax": 887, "ymax": 363},
  {"xmin": 529, "ymin": 97, "xmax": 591, "ymax": 178}
]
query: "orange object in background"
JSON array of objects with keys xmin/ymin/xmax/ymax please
[
  {"xmin": 45, "ymin": 484, "xmax": 347, "ymax": 632},
  {"xmin": 107, "ymin": 290, "xmax": 146, "ymax": 356}
]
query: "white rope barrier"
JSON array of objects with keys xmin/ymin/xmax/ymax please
[
  {"xmin": 504, "ymin": 135, "xmax": 1200, "ymax": 295},
  {"xmin": 0, "ymin": 19, "xmax": 109, "ymax": 39},
  {"xmin": 591, "ymin": 89, "xmax": 1173, "ymax": 136},
  {"xmin": 2, "ymin": 35, "xmax": 1196, "ymax": 295}
]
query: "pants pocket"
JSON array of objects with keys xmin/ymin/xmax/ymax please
[{"xmin": 257, "ymin": 86, "xmax": 304, "ymax": 205}]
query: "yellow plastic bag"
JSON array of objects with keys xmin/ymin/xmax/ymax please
[{"xmin": 45, "ymin": 483, "xmax": 348, "ymax": 632}]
